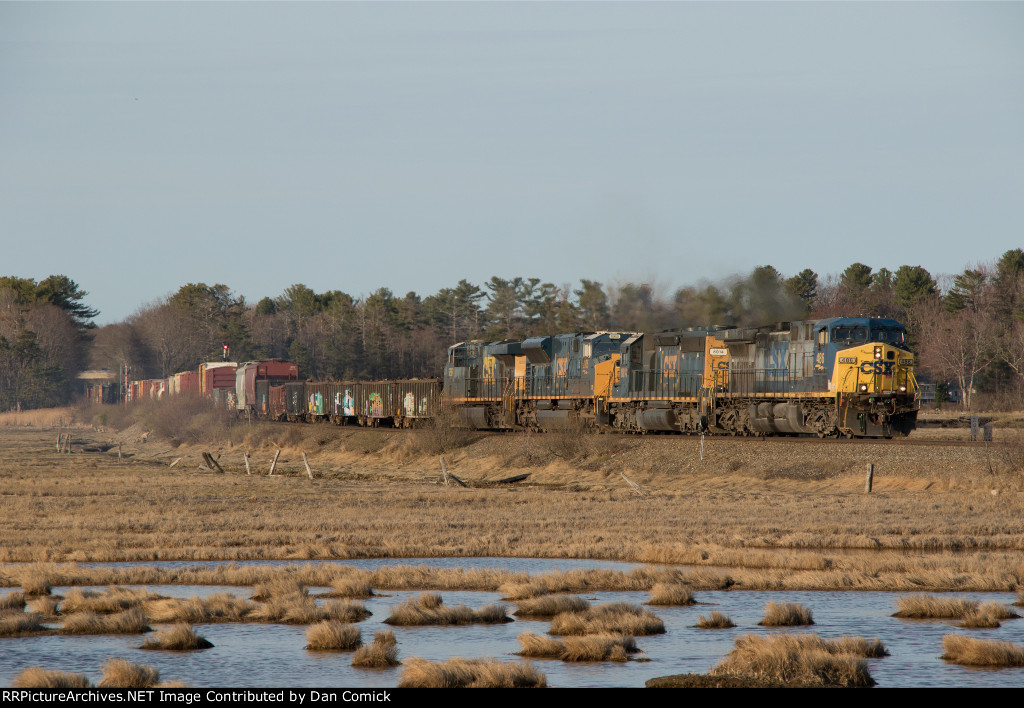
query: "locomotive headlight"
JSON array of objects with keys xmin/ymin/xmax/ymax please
[
  {"xmin": 874, "ymin": 346, "xmax": 882, "ymax": 360},
  {"xmin": 859, "ymin": 384, "xmax": 868, "ymax": 392},
  {"xmin": 899, "ymin": 385, "xmax": 907, "ymax": 392}
]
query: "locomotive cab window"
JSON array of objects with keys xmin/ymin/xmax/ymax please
[
  {"xmin": 832, "ymin": 327, "xmax": 867, "ymax": 343},
  {"xmin": 817, "ymin": 329, "xmax": 828, "ymax": 347}
]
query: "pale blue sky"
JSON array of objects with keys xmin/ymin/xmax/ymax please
[{"xmin": 2, "ymin": 2, "xmax": 1022, "ymax": 324}]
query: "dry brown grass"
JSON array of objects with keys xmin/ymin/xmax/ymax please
[
  {"xmin": 941, "ymin": 634, "xmax": 1024, "ymax": 666},
  {"xmin": 0, "ymin": 611, "xmax": 48, "ymax": 637},
  {"xmin": 893, "ymin": 594, "xmax": 979, "ymax": 619},
  {"xmin": 97, "ymin": 658, "xmax": 160, "ymax": 688},
  {"xmin": 513, "ymin": 594, "xmax": 590, "ymax": 618},
  {"xmin": 708, "ymin": 633, "xmax": 884, "ymax": 688},
  {"xmin": 516, "ymin": 632, "xmax": 640, "ymax": 662},
  {"xmin": 0, "ymin": 589, "xmax": 25, "ymax": 610},
  {"xmin": 958, "ymin": 602, "xmax": 1020, "ymax": 628},
  {"xmin": 384, "ymin": 592, "xmax": 511, "ymax": 626},
  {"xmin": 27, "ymin": 596, "xmax": 61, "ymax": 617},
  {"xmin": 758, "ymin": 601, "xmax": 814, "ymax": 626},
  {"xmin": 646, "ymin": 583, "xmax": 696, "ymax": 606},
  {"xmin": 352, "ymin": 629, "xmax": 400, "ymax": 668},
  {"xmin": 59, "ymin": 607, "xmax": 151, "ymax": 635},
  {"xmin": 144, "ymin": 593, "xmax": 255, "ymax": 624},
  {"xmin": 305, "ymin": 621, "xmax": 362, "ymax": 651},
  {"xmin": 4, "ymin": 426, "xmax": 1024, "ymax": 594},
  {"xmin": 548, "ymin": 602, "xmax": 665, "ymax": 636},
  {"xmin": 695, "ymin": 610, "xmax": 736, "ymax": 629},
  {"xmin": 62, "ymin": 586, "xmax": 162, "ymax": 614},
  {"xmin": 141, "ymin": 624, "xmax": 214, "ymax": 651},
  {"xmin": 251, "ymin": 579, "xmax": 307, "ymax": 600},
  {"xmin": 0, "ymin": 407, "xmax": 75, "ymax": 428},
  {"xmin": 10, "ymin": 667, "xmax": 92, "ymax": 688},
  {"xmin": 328, "ymin": 576, "xmax": 375, "ymax": 599},
  {"xmin": 398, "ymin": 657, "xmax": 546, "ymax": 688}
]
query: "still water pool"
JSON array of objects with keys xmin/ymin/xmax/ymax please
[{"xmin": 2, "ymin": 558, "xmax": 1023, "ymax": 688}]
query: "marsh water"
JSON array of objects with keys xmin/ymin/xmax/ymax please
[{"xmin": 2, "ymin": 558, "xmax": 1023, "ymax": 688}]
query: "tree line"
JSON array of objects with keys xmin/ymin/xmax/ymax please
[{"xmin": 3, "ymin": 249, "xmax": 1023, "ymax": 411}]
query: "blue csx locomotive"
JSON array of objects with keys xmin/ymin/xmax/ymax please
[{"xmin": 443, "ymin": 317, "xmax": 919, "ymax": 438}]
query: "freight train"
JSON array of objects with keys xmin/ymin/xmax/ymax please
[{"xmin": 126, "ymin": 315, "xmax": 920, "ymax": 438}]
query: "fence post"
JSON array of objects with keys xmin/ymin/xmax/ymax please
[{"xmin": 865, "ymin": 463, "xmax": 874, "ymax": 493}]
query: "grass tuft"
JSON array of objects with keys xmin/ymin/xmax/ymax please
[
  {"xmin": 513, "ymin": 594, "xmax": 590, "ymax": 618},
  {"xmin": 305, "ymin": 621, "xmax": 362, "ymax": 651},
  {"xmin": 63, "ymin": 586, "xmax": 161, "ymax": 614},
  {"xmin": 97, "ymin": 658, "xmax": 160, "ymax": 688},
  {"xmin": 328, "ymin": 576, "xmax": 375, "ymax": 599},
  {"xmin": 516, "ymin": 631, "xmax": 639, "ymax": 662},
  {"xmin": 385, "ymin": 593, "xmax": 511, "ymax": 626},
  {"xmin": 0, "ymin": 612, "xmax": 49, "ymax": 637},
  {"xmin": 352, "ymin": 629, "xmax": 400, "ymax": 668},
  {"xmin": 1, "ymin": 590, "xmax": 26, "ymax": 611},
  {"xmin": 548, "ymin": 602, "xmax": 665, "ymax": 636},
  {"xmin": 709, "ymin": 633, "xmax": 883, "ymax": 687},
  {"xmin": 940, "ymin": 634, "xmax": 1024, "ymax": 667},
  {"xmin": 892, "ymin": 594, "xmax": 978, "ymax": 619},
  {"xmin": 141, "ymin": 624, "xmax": 214, "ymax": 651},
  {"xmin": 645, "ymin": 583, "xmax": 696, "ymax": 606},
  {"xmin": 59, "ymin": 607, "xmax": 151, "ymax": 635},
  {"xmin": 758, "ymin": 601, "xmax": 814, "ymax": 626},
  {"xmin": 694, "ymin": 610, "xmax": 736, "ymax": 629},
  {"xmin": 398, "ymin": 657, "xmax": 546, "ymax": 688},
  {"xmin": 10, "ymin": 667, "xmax": 92, "ymax": 688}
]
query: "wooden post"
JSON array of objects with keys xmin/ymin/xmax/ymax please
[
  {"xmin": 244, "ymin": 453, "xmax": 251, "ymax": 476},
  {"xmin": 268, "ymin": 449, "xmax": 281, "ymax": 476},
  {"xmin": 56, "ymin": 433, "xmax": 63, "ymax": 452},
  {"xmin": 865, "ymin": 463, "xmax": 874, "ymax": 493},
  {"xmin": 440, "ymin": 456, "xmax": 449, "ymax": 486},
  {"xmin": 203, "ymin": 452, "xmax": 224, "ymax": 474},
  {"xmin": 169, "ymin": 457, "xmax": 182, "ymax": 468},
  {"xmin": 302, "ymin": 452, "xmax": 313, "ymax": 480},
  {"xmin": 118, "ymin": 443, "xmax": 122, "ymax": 463},
  {"xmin": 64, "ymin": 435, "xmax": 71, "ymax": 454}
]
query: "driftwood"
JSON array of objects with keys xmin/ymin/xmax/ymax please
[
  {"xmin": 496, "ymin": 473, "xmax": 530, "ymax": 484},
  {"xmin": 168, "ymin": 457, "xmax": 182, "ymax": 468}
]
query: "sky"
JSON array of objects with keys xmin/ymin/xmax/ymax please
[{"xmin": 2, "ymin": 2, "xmax": 1023, "ymax": 325}]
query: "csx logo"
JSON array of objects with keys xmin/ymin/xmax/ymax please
[{"xmin": 860, "ymin": 361, "xmax": 895, "ymax": 375}]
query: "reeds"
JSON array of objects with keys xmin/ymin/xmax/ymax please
[
  {"xmin": 758, "ymin": 601, "xmax": 814, "ymax": 626},
  {"xmin": 59, "ymin": 607, "xmax": 151, "ymax": 635},
  {"xmin": 97, "ymin": 658, "xmax": 160, "ymax": 688},
  {"xmin": 144, "ymin": 593, "xmax": 255, "ymax": 624},
  {"xmin": 26, "ymin": 596, "xmax": 61, "ymax": 618},
  {"xmin": 10, "ymin": 667, "xmax": 92, "ymax": 688},
  {"xmin": 328, "ymin": 576, "xmax": 375, "ymax": 599},
  {"xmin": 325, "ymin": 599, "xmax": 372, "ymax": 623},
  {"xmin": 695, "ymin": 610, "xmax": 735, "ymax": 629},
  {"xmin": 398, "ymin": 658, "xmax": 546, "ymax": 688},
  {"xmin": 352, "ymin": 629, "xmax": 400, "ymax": 668},
  {"xmin": 645, "ymin": 583, "xmax": 696, "ymax": 606},
  {"xmin": 305, "ymin": 621, "xmax": 362, "ymax": 651},
  {"xmin": 548, "ymin": 602, "xmax": 665, "ymax": 636},
  {"xmin": 512, "ymin": 594, "xmax": 590, "ymax": 618},
  {"xmin": 384, "ymin": 593, "xmax": 511, "ymax": 626},
  {"xmin": 709, "ymin": 633, "xmax": 884, "ymax": 688},
  {"xmin": 516, "ymin": 632, "xmax": 639, "ymax": 662},
  {"xmin": 141, "ymin": 624, "xmax": 214, "ymax": 651},
  {"xmin": 940, "ymin": 634, "xmax": 1024, "ymax": 667}
]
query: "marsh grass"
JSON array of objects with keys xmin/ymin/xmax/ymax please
[
  {"xmin": 516, "ymin": 632, "xmax": 639, "ymax": 662},
  {"xmin": 1, "ymin": 590, "xmax": 25, "ymax": 610},
  {"xmin": 513, "ymin": 594, "xmax": 590, "ymax": 618},
  {"xmin": 941, "ymin": 634, "xmax": 1024, "ymax": 667},
  {"xmin": 27, "ymin": 596, "xmax": 61, "ymax": 617},
  {"xmin": 97, "ymin": 658, "xmax": 160, "ymax": 688},
  {"xmin": 708, "ymin": 633, "xmax": 884, "ymax": 688},
  {"xmin": 0, "ymin": 611, "xmax": 48, "ymax": 637},
  {"xmin": 398, "ymin": 657, "xmax": 546, "ymax": 688},
  {"xmin": 758, "ymin": 601, "xmax": 814, "ymax": 626},
  {"xmin": 144, "ymin": 593, "xmax": 255, "ymax": 624},
  {"xmin": 327, "ymin": 576, "xmax": 375, "ymax": 599},
  {"xmin": 10, "ymin": 667, "xmax": 92, "ymax": 688},
  {"xmin": 251, "ymin": 579, "xmax": 307, "ymax": 601},
  {"xmin": 59, "ymin": 607, "xmax": 151, "ymax": 635},
  {"xmin": 62, "ymin": 586, "xmax": 162, "ymax": 614},
  {"xmin": 305, "ymin": 621, "xmax": 362, "ymax": 651},
  {"xmin": 548, "ymin": 602, "xmax": 665, "ymax": 636},
  {"xmin": 141, "ymin": 624, "xmax": 214, "ymax": 651},
  {"xmin": 958, "ymin": 602, "xmax": 1020, "ymax": 628},
  {"xmin": 352, "ymin": 629, "xmax": 400, "ymax": 668},
  {"xmin": 893, "ymin": 593, "xmax": 979, "ymax": 619},
  {"xmin": 384, "ymin": 592, "xmax": 511, "ymax": 626},
  {"xmin": 694, "ymin": 611, "xmax": 736, "ymax": 629},
  {"xmin": 326, "ymin": 599, "xmax": 372, "ymax": 623},
  {"xmin": 645, "ymin": 583, "xmax": 696, "ymax": 606}
]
